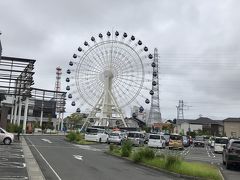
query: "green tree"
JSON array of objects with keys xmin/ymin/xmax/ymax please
[{"xmin": 67, "ymin": 113, "xmax": 84, "ymax": 130}]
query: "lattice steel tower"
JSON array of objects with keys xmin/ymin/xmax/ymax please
[
  {"xmin": 148, "ymin": 48, "xmax": 162, "ymax": 125},
  {"xmin": 176, "ymin": 100, "xmax": 184, "ymax": 120}
]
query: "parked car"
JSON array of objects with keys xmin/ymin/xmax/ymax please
[
  {"xmin": 214, "ymin": 137, "xmax": 229, "ymax": 153},
  {"xmin": 85, "ymin": 128, "xmax": 109, "ymax": 143},
  {"xmin": 223, "ymin": 139, "xmax": 240, "ymax": 169},
  {"xmin": 0, "ymin": 127, "xmax": 14, "ymax": 145},
  {"xmin": 107, "ymin": 131, "xmax": 126, "ymax": 145},
  {"xmin": 194, "ymin": 136, "xmax": 205, "ymax": 147},
  {"xmin": 148, "ymin": 134, "xmax": 166, "ymax": 148},
  {"xmin": 182, "ymin": 135, "xmax": 190, "ymax": 147},
  {"xmin": 169, "ymin": 134, "xmax": 183, "ymax": 150},
  {"xmin": 127, "ymin": 131, "xmax": 145, "ymax": 146},
  {"xmin": 34, "ymin": 128, "xmax": 42, "ymax": 133}
]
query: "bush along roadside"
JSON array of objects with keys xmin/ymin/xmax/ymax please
[
  {"xmin": 108, "ymin": 147, "xmax": 223, "ymax": 180},
  {"xmin": 65, "ymin": 131, "xmax": 95, "ymax": 145}
]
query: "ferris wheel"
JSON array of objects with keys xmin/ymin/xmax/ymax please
[{"xmin": 66, "ymin": 31, "xmax": 153, "ymax": 129}]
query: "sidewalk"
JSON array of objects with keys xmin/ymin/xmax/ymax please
[{"xmin": 21, "ymin": 136, "xmax": 46, "ymax": 180}]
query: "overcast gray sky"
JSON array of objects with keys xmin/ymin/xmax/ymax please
[{"xmin": 1, "ymin": 0, "xmax": 240, "ymax": 120}]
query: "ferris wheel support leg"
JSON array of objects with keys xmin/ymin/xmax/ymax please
[
  {"xmin": 80, "ymin": 93, "xmax": 104, "ymax": 132},
  {"xmin": 108, "ymin": 90, "xmax": 128, "ymax": 127}
]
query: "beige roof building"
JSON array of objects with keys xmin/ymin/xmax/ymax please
[{"xmin": 223, "ymin": 118, "xmax": 240, "ymax": 138}]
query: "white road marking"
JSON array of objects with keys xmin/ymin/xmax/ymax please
[
  {"xmin": 41, "ymin": 139, "xmax": 52, "ymax": 143},
  {"xmin": 73, "ymin": 155, "xmax": 83, "ymax": 160},
  {"xmin": 26, "ymin": 137, "xmax": 62, "ymax": 180},
  {"xmin": 0, "ymin": 176, "xmax": 28, "ymax": 180}
]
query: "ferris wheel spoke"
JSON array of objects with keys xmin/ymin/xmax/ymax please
[
  {"xmin": 114, "ymin": 79, "xmax": 143, "ymax": 96},
  {"xmin": 80, "ymin": 60, "xmax": 102, "ymax": 73},
  {"xmin": 86, "ymin": 47, "xmax": 107, "ymax": 71},
  {"xmin": 113, "ymin": 82, "xmax": 137, "ymax": 107},
  {"xmin": 114, "ymin": 78, "xmax": 140, "ymax": 97}
]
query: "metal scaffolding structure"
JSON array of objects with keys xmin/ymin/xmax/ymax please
[
  {"xmin": 148, "ymin": 48, "xmax": 162, "ymax": 126},
  {"xmin": 29, "ymin": 88, "xmax": 66, "ymax": 129},
  {"xmin": 0, "ymin": 56, "xmax": 35, "ymax": 131}
]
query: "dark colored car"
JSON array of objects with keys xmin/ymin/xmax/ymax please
[
  {"xmin": 223, "ymin": 139, "xmax": 240, "ymax": 169},
  {"xmin": 182, "ymin": 135, "xmax": 190, "ymax": 147},
  {"xmin": 194, "ymin": 136, "xmax": 205, "ymax": 147}
]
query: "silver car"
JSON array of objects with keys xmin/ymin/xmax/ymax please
[
  {"xmin": 108, "ymin": 131, "xmax": 126, "ymax": 145},
  {"xmin": 127, "ymin": 131, "xmax": 145, "ymax": 146}
]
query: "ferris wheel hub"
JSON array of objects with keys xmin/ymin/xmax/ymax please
[{"xmin": 100, "ymin": 70, "xmax": 114, "ymax": 82}]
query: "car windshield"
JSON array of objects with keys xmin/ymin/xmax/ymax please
[
  {"xmin": 183, "ymin": 136, "xmax": 188, "ymax": 140},
  {"xmin": 195, "ymin": 136, "xmax": 204, "ymax": 141},
  {"xmin": 170, "ymin": 135, "xmax": 181, "ymax": 140},
  {"xmin": 128, "ymin": 133, "xmax": 142, "ymax": 138},
  {"xmin": 110, "ymin": 133, "xmax": 119, "ymax": 136},
  {"xmin": 232, "ymin": 141, "xmax": 240, "ymax": 148},
  {"xmin": 149, "ymin": 135, "xmax": 160, "ymax": 139},
  {"xmin": 215, "ymin": 138, "xmax": 228, "ymax": 144},
  {"xmin": 163, "ymin": 134, "xmax": 170, "ymax": 141}
]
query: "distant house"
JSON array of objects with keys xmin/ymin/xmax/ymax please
[
  {"xmin": 223, "ymin": 118, "xmax": 240, "ymax": 138},
  {"xmin": 175, "ymin": 117, "xmax": 223, "ymax": 136},
  {"xmin": 175, "ymin": 119, "xmax": 202, "ymax": 135}
]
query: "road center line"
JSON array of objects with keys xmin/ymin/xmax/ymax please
[{"xmin": 26, "ymin": 137, "xmax": 62, "ymax": 180}]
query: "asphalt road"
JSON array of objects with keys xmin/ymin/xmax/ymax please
[
  {"xmin": 25, "ymin": 135, "xmax": 185, "ymax": 180},
  {"xmin": 0, "ymin": 141, "xmax": 28, "ymax": 180}
]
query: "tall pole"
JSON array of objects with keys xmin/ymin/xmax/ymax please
[
  {"xmin": 55, "ymin": 67, "xmax": 62, "ymax": 131},
  {"xmin": 23, "ymin": 97, "xmax": 29, "ymax": 133},
  {"xmin": 17, "ymin": 97, "xmax": 22, "ymax": 126},
  {"xmin": 13, "ymin": 96, "xmax": 18, "ymax": 124}
]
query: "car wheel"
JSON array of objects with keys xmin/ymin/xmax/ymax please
[
  {"xmin": 3, "ymin": 137, "xmax": 12, "ymax": 145},
  {"xmin": 99, "ymin": 138, "xmax": 102, "ymax": 143}
]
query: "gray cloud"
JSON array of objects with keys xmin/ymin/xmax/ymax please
[{"xmin": 0, "ymin": 0, "xmax": 240, "ymax": 119}]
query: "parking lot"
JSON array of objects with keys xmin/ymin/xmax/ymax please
[{"xmin": 0, "ymin": 141, "xmax": 28, "ymax": 180}]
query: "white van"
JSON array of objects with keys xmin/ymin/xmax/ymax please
[
  {"xmin": 85, "ymin": 128, "xmax": 109, "ymax": 143},
  {"xmin": 148, "ymin": 134, "xmax": 166, "ymax": 148},
  {"xmin": 214, "ymin": 137, "xmax": 229, "ymax": 153}
]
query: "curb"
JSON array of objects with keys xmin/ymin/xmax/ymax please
[
  {"xmin": 21, "ymin": 136, "xmax": 46, "ymax": 180},
  {"xmin": 105, "ymin": 152, "xmax": 215, "ymax": 180}
]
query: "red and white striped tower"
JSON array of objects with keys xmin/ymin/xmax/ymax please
[{"xmin": 55, "ymin": 66, "xmax": 63, "ymax": 130}]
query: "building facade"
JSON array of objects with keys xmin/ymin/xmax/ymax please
[{"xmin": 223, "ymin": 118, "xmax": 240, "ymax": 138}]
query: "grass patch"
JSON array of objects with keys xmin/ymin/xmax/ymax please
[
  {"xmin": 145, "ymin": 158, "xmax": 222, "ymax": 180},
  {"xmin": 121, "ymin": 140, "xmax": 132, "ymax": 157},
  {"xmin": 110, "ymin": 149, "xmax": 222, "ymax": 180},
  {"xmin": 132, "ymin": 147, "xmax": 155, "ymax": 163},
  {"xmin": 65, "ymin": 131, "xmax": 96, "ymax": 145}
]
